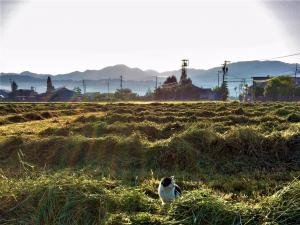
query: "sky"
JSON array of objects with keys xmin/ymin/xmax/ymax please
[{"xmin": 0, "ymin": 0, "xmax": 300, "ymax": 74}]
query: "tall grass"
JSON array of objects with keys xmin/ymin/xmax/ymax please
[{"xmin": 1, "ymin": 102, "xmax": 300, "ymax": 224}]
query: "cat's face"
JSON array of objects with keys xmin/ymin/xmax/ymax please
[{"xmin": 161, "ymin": 176, "xmax": 175, "ymax": 189}]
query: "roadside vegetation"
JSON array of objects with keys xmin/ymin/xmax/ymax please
[{"xmin": 1, "ymin": 101, "xmax": 300, "ymax": 224}]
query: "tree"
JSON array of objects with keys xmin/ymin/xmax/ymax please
[
  {"xmin": 164, "ymin": 75, "xmax": 177, "ymax": 85},
  {"xmin": 114, "ymin": 88, "xmax": 138, "ymax": 101},
  {"xmin": 93, "ymin": 92, "xmax": 102, "ymax": 101},
  {"xmin": 144, "ymin": 88, "xmax": 154, "ymax": 100},
  {"xmin": 253, "ymin": 86, "xmax": 264, "ymax": 100},
  {"xmin": 295, "ymin": 86, "xmax": 300, "ymax": 98},
  {"xmin": 73, "ymin": 87, "xmax": 82, "ymax": 96},
  {"xmin": 11, "ymin": 81, "xmax": 18, "ymax": 93},
  {"xmin": 264, "ymin": 76, "xmax": 295, "ymax": 101},
  {"xmin": 221, "ymin": 82, "xmax": 229, "ymax": 101},
  {"xmin": 213, "ymin": 81, "xmax": 229, "ymax": 101}
]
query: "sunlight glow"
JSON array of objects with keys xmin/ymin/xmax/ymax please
[{"xmin": 0, "ymin": 0, "xmax": 294, "ymax": 73}]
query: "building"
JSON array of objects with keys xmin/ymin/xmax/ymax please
[
  {"xmin": 155, "ymin": 60, "xmax": 216, "ymax": 100},
  {"xmin": 251, "ymin": 76, "xmax": 272, "ymax": 101},
  {"xmin": 0, "ymin": 89, "xmax": 9, "ymax": 100},
  {"xmin": 38, "ymin": 87, "xmax": 78, "ymax": 102},
  {"xmin": 7, "ymin": 84, "xmax": 38, "ymax": 101}
]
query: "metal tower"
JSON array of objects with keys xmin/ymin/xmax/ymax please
[{"xmin": 180, "ymin": 59, "xmax": 189, "ymax": 84}]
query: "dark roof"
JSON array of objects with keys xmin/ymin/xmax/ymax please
[
  {"xmin": 190, "ymin": 84, "xmax": 213, "ymax": 93},
  {"xmin": 252, "ymin": 76, "xmax": 272, "ymax": 80},
  {"xmin": 157, "ymin": 82, "xmax": 214, "ymax": 100},
  {"xmin": 39, "ymin": 87, "xmax": 77, "ymax": 102},
  {"xmin": 14, "ymin": 89, "xmax": 37, "ymax": 96},
  {"xmin": 83, "ymin": 92, "xmax": 100, "ymax": 97}
]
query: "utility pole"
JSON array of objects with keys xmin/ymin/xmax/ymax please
[
  {"xmin": 107, "ymin": 78, "xmax": 110, "ymax": 100},
  {"xmin": 221, "ymin": 60, "xmax": 230, "ymax": 84},
  {"xmin": 295, "ymin": 63, "xmax": 299, "ymax": 81},
  {"xmin": 294, "ymin": 63, "xmax": 299, "ymax": 101},
  {"xmin": 120, "ymin": 75, "xmax": 123, "ymax": 90},
  {"xmin": 220, "ymin": 60, "xmax": 230, "ymax": 101},
  {"xmin": 82, "ymin": 80, "xmax": 86, "ymax": 94},
  {"xmin": 217, "ymin": 70, "xmax": 221, "ymax": 87}
]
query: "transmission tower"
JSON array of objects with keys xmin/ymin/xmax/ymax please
[{"xmin": 180, "ymin": 59, "xmax": 189, "ymax": 84}]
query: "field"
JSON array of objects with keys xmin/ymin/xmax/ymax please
[{"xmin": 1, "ymin": 101, "xmax": 300, "ymax": 225}]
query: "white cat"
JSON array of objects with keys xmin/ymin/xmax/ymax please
[{"xmin": 158, "ymin": 176, "xmax": 181, "ymax": 205}]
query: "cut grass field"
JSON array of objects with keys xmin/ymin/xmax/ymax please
[{"xmin": 0, "ymin": 101, "xmax": 300, "ymax": 224}]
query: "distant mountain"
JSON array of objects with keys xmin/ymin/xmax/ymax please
[
  {"xmin": 53, "ymin": 64, "xmax": 159, "ymax": 81},
  {"xmin": 161, "ymin": 60, "xmax": 297, "ymax": 83},
  {"xmin": 0, "ymin": 65, "xmax": 159, "ymax": 82},
  {"xmin": 0, "ymin": 61, "xmax": 298, "ymax": 95}
]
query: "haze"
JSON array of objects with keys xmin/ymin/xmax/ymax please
[{"xmin": 0, "ymin": 0, "xmax": 299, "ymax": 74}]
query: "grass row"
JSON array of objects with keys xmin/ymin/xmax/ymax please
[
  {"xmin": 1, "ymin": 123, "xmax": 299, "ymax": 173},
  {"xmin": 1, "ymin": 171, "xmax": 299, "ymax": 225},
  {"xmin": 1, "ymin": 102, "xmax": 300, "ymax": 224}
]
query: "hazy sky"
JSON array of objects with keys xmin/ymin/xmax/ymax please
[{"xmin": 0, "ymin": 0, "xmax": 299, "ymax": 74}]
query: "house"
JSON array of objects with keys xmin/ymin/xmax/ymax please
[
  {"xmin": 252, "ymin": 76, "xmax": 272, "ymax": 89},
  {"xmin": 155, "ymin": 60, "xmax": 216, "ymax": 101},
  {"xmin": 251, "ymin": 76, "xmax": 272, "ymax": 101},
  {"xmin": 38, "ymin": 87, "xmax": 78, "ymax": 102},
  {"xmin": 7, "ymin": 87, "xmax": 38, "ymax": 101},
  {"xmin": 0, "ymin": 89, "xmax": 9, "ymax": 100},
  {"xmin": 197, "ymin": 87, "xmax": 216, "ymax": 100}
]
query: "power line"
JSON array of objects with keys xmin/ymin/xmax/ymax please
[
  {"xmin": 229, "ymin": 51, "xmax": 300, "ymax": 64},
  {"xmin": 262, "ymin": 52, "xmax": 300, "ymax": 61}
]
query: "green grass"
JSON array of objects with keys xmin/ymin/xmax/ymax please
[{"xmin": 0, "ymin": 101, "xmax": 300, "ymax": 224}]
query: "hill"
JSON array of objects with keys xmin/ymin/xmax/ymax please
[{"xmin": 0, "ymin": 61, "xmax": 298, "ymax": 94}]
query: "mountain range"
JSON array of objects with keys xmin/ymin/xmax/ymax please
[{"xmin": 0, "ymin": 60, "xmax": 298, "ymax": 95}]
